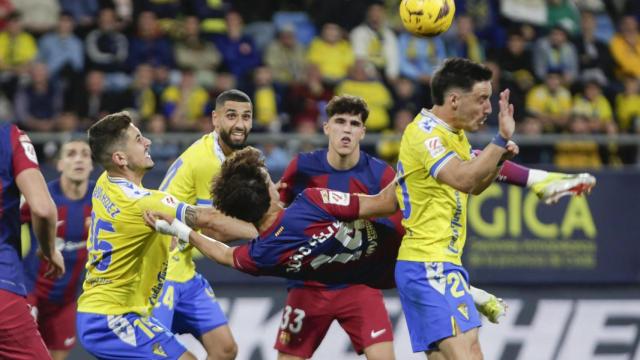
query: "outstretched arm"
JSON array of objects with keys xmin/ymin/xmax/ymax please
[
  {"xmin": 144, "ymin": 211, "xmax": 236, "ymax": 267},
  {"xmin": 183, "ymin": 206, "xmax": 258, "ymax": 242},
  {"xmin": 356, "ymin": 180, "xmax": 399, "ymax": 219}
]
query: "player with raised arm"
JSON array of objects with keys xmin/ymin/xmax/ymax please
[
  {"xmin": 394, "ymin": 57, "xmax": 519, "ymax": 359},
  {"xmin": 75, "ymin": 112, "xmax": 199, "ymax": 360},
  {"xmin": 153, "ymin": 89, "xmax": 254, "ymax": 360},
  {"xmin": 22, "ymin": 139, "xmax": 94, "ymax": 360},
  {"xmin": 0, "ymin": 123, "xmax": 63, "ymax": 360}
]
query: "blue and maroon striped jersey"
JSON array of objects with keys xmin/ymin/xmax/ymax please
[
  {"xmin": 232, "ymin": 188, "xmax": 398, "ymax": 289},
  {"xmin": 277, "ymin": 149, "xmax": 404, "ymax": 289},
  {"xmin": 0, "ymin": 123, "xmax": 40, "ymax": 296},
  {"xmin": 23, "ymin": 179, "xmax": 94, "ymax": 304}
]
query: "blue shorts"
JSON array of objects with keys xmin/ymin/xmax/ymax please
[
  {"xmin": 395, "ymin": 261, "xmax": 481, "ymax": 352},
  {"xmin": 76, "ymin": 312, "xmax": 187, "ymax": 360},
  {"xmin": 152, "ymin": 272, "xmax": 228, "ymax": 337}
]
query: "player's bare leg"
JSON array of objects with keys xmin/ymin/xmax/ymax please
[
  {"xmin": 278, "ymin": 352, "xmax": 304, "ymax": 360},
  {"xmin": 201, "ymin": 325, "xmax": 238, "ymax": 360},
  {"xmin": 363, "ymin": 340, "xmax": 395, "ymax": 360},
  {"xmin": 50, "ymin": 350, "xmax": 70, "ymax": 360},
  {"xmin": 426, "ymin": 324, "xmax": 482, "ymax": 360}
]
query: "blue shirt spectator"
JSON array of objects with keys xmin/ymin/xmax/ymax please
[
  {"xmin": 85, "ymin": 8, "xmax": 128, "ymax": 73},
  {"xmin": 213, "ymin": 11, "xmax": 261, "ymax": 89},
  {"xmin": 398, "ymin": 32, "xmax": 446, "ymax": 83},
  {"xmin": 38, "ymin": 13, "xmax": 83, "ymax": 76},
  {"xmin": 127, "ymin": 11, "xmax": 174, "ymax": 70},
  {"xmin": 59, "ymin": 0, "xmax": 98, "ymax": 26}
]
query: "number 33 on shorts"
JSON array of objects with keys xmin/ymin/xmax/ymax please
[{"xmin": 279, "ymin": 305, "xmax": 306, "ymax": 334}]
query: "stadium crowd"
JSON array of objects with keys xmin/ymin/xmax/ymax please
[{"xmin": 0, "ymin": 0, "xmax": 638, "ymax": 167}]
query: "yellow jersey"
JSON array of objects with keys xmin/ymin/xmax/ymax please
[
  {"xmin": 77, "ymin": 172, "xmax": 188, "ymax": 316},
  {"xmin": 159, "ymin": 132, "xmax": 225, "ymax": 282},
  {"xmin": 396, "ymin": 110, "xmax": 472, "ymax": 265}
]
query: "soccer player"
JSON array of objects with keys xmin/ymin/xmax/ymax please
[
  {"xmin": 0, "ymin": 123, "xmax": 63, "ymax": 360},
  {"xmin": 393, "ymin": 57, "xmax": 519, "ymax": 359},
  {"xmin": 75, "ymin": 112, "xmax": 199, "ymax": 360},
  {"xmin": 276, "ymin": 95, "xmax": 400, "ymax": 360},
  {"xmin": 153, "ymin": 89, "xmax": 254, "ymax": 360},
  {"xmin": 22, "ymin": 139, "xmax": 94, "ymax": 360},
  {"xmin": 145, "ymin": 146, "xmax": 399, "ymax": 288}
]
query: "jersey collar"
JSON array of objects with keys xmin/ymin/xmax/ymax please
[
  {"xmin": 212, "ymin": 131, "xmax": 226, "ymax": 163},
  {"xmin": 420, "ymin": 109, "xmax": 458, "ymax": 134}
]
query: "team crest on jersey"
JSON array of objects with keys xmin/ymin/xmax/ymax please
[
  {"xmin": 320, "ymin": 190, "xmax": 350, "ymax": 206},
  {"xmin": 161, "ymin": 195, "xmax": 178, "ymax": 208},
  {"xmin": 152, "ymin": 343, "xmax": 167, "ymax": 357},
  {"xmin": 425, "ymin": 137, "xmax": 445, "ymax": 158},
  {"xmin": 279, "ymin": 330, "xmax": 291, "ymax": 345}
]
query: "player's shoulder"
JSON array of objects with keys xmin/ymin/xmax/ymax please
[
  {"xmin": 102, "ymin": 175, "xmax": 152, "ymax": 201},
  {"xmin": 359, "ymin": 151, "xmax": 393, "ymax": 173},
  {"xmin": 297, "ymin": 149, "xmax": 327, "ymax": 167},
  {"xmin": 181, "ymin": 133, "xmax": 213, "ymax": 158}
]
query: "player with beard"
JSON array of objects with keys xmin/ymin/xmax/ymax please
[{"xmin": 153, "ymin": 90, "xmax": 253, "ymax": 359}]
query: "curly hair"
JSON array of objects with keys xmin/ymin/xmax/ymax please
[{"xmin": 211, "ymin": 147, "xmax": 271, "ymax": 224}]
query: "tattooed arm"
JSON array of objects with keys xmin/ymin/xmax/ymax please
[{"xmin": 184, "ymin": 206, "xmax": 258, "ymax": 243}]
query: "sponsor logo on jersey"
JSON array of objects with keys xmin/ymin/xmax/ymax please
[
  {"xmin": 425, "ymin": 137, "xmax": 445, "ymax": 158},
  {"xmin": 320, "ymin": 190, "xmax": 350, "ymax": 206},
  {"xmin": 161, "ymin": 195, "xmax": 178, "ymax": 208},
  {"xmin": 278, "ymin": 330, "xmax": 291, "ymax": 345}
]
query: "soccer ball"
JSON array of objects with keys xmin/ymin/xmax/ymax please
[{"xmin": 399, "ymin": 0, "xmax": 456, "ymax": 37}]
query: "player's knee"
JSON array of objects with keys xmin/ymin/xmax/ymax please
[{"xmin": 208, "ymin": 340, "xmax": 237, "ymax": 360}]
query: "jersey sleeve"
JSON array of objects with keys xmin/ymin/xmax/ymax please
[
  {"xmin": 10, "ymin": 125, "xmax": 39, "ymax": 177},
  {"xmin": 278, "ymin": 156, "xmax": 299, "ymax": 205},
  {"xmin": 136, "ymin": 190, "xmax": 189, "ymax": 223},
  {"xmin": 421, "ymin": 134, "xmax": 456, "ymax": 179},
  {"xmin": 303, "ymin": 188, "xmax": 360, "ymax": 221},
  {"xmin": 232, "ymin": 244, "xmax": 260, "ymax": 275}
]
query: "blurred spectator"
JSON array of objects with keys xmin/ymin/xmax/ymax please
[
  {"xmin": 135, "ymin": 0, "xmax": 181, "ymax": 31},
  {"xmin": 264, "ymin": 24, "xmax": 306, "ymax": 86},
  {"xmin": 213, "ymin": 11, "xmax": 261, "ymax": 90},
  {"xmin": 615, "ymin": 77, "xmax": 640, "ymax": 133},
  {"xmin": 350, "ymin": 3, "xmax": 399, "ymax": 82},
  {"xmin": 260, "ymin": 141, "xmax": 291, "ymax": 177},
  {"xmin": 252, "ymin": 65, "xmax": 283, "ymax": 132},
  {"xmin": 391, "ymin": 77, "xmax": 421, "ymax": 115},
  {"xmin": 0, "ymin": 12, "xmax": 37, "ymax": 99},
  {"xmin": 146, "ymin": 113, "xmax": 179, "ymax": 165},
  {"xmin": 174, "ymin": 16, "xmax": 221, "ymax": 89},
  {"xmin": 13, "ymin": 0, "xmax": 59, "ymax": 35},
  {"xmin": 554, "ymin": 114, "xmax": 602, "ymax": 169},
  {"xmin": 208, "ymin": 71, "xmax": 236, "ymax": 100},
  {"xmin": 121, "ymin": 63, "xmax": 158, "ymax": 122},
  {"xmin": 161, "ymin": 69, "xmax": 209, "ymax": 131},
  {"xmin": 533, "ymin": 25, "xmax": 579, "ymax": 85},
  {"xmin": 85, "ymin": 8, "xmax": 129, "ymax": 89},
  {"xmin": 38, "ymin": 12, "xmax": 84, "ymax": 78},
  {"xmin": 111, "ymin": 0, "xmax": 133, "ymax": 28},
  {"xmin": 574, "ymin": 10, "xmax": 615, "ymax": 86},
  {"xmin": 0, "ymin": 0, "xmax": 13, "ymax": 31},
  {"xmin": 526, "ymin": 71, "xmax": 573, "ymax": 132},
  {"xmin": 308, "ymin": 0, "xmax": 369, "ymax": 31},
  {"xmin": 152, "ymin": 65, "xmax": 171, "ymax": 96},
  {"xmin": 58, "ymin": 0, "xmax": 98, "ymax": 34},
  {"xmin": 483, "ymin": 61, "xmax": 507, "ymax": 130},
  {"xmin": 306, "ymin": 23, "xmax": 354, "ymax": 84},
  {"xmin": 445, "ymin": 15, "xmax": 485, "ymax": 63},
  {"xmin": 455, "ymin": 0, "xmax": 505, "ymax": 49},
  {"xmin": 609, "ymin": 15, "xmax": 640, "ymax": 79},
  {"xmin": 76, "ymin": 70, "xmax": 122, "ymax": 126},
  {"xmin": 547, "ymin": 0, "xmax": 581, "ymax": 35},
  {"xmin": 187, "ymin": 0, "xmax": 227, "ymax": 36},
  {"xmin": 397, "ymin": 31, "xmax": 446, "ymax": 87},
  {"xmin": 14, "ymin": 63, "xmax": 63, "ymax": 132},
  {"xmin": 56, "ymin": 111, "xmax": 80, "ymax": 132},
  {"xmin": 492, "ymin": 28, "xmax": 536, "ymax": 101},
  {"xmin": 376, "ymin": 107, "xmax": 412, "ymax": 164},
  {"xmin": 286, "ymin": 64, "xmax": 333, "ymax": 129},
  {"xmin": 335, "ymin": 60, "xmax": 393, "ymax": 132},
  {"xmin": 128, "ymin": 11, "xmax": 174, "ymax": 70},
  {"xmin": 572, "ymin": 80, "xmax": 617, "ymax": 134}
]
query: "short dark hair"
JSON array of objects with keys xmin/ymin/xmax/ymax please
[
  {"xmin": 211, "ymin": 147, "xmax": 270, "ymax": 225},
  {"xmin": 215, "ymin": 89, "xmax": 252, "ymax": 109},
  {"xmin": 430, "ymin": 58, "xmax": 493, "ymax": 106},
  {"xmin": 87, "ymin": 112, "xmax": 132, "ymax": 168},
  {"xmin": 325, "ymin": 95, "xmax": 370, "ymax": 124},
  {"xmin": 57, "ymin": 136, "xmax": 90, "ymax": 159}
]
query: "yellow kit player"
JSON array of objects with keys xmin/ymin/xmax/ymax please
[
  {"xmin": 153, "ymin": 90, "xmax": 253, "ymax": 359},
  {"xmin": 76, "ymin": 112, "xmax": 198, "ymax": 360},
  {"xmin": 394, "ymin": 58, "xmax": 520, "ymax": 359}
]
